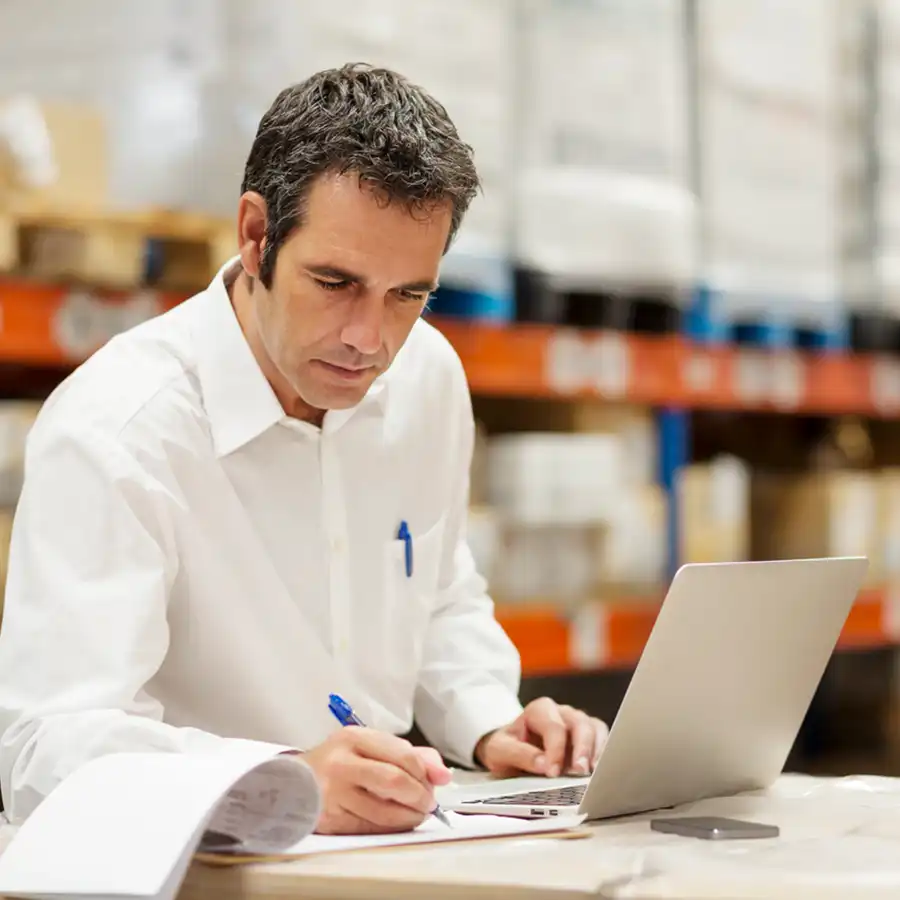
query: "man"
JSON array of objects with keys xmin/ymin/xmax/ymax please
[{"xmin": 0, "ymin": 64, "xmax": 607, "ymax": 833}]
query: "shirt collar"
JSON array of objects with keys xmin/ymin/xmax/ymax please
[{"xmin": 194, "ymin": 259, "xmax": 391, "ymax": 457}]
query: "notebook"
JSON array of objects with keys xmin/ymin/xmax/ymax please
[{"xmin": 0, "ymin": 751, "xmax": 584, "ymax": 900}]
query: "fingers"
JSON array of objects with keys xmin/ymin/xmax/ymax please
[
  {"xmin": 342, "ymin": 787, "xmax": 428, "ymax": 834},
  {"xmin": 560, "ymin": 706, "xmax": 596, "ymax": 776},
  {"xmin": 557, "ymin": 707, "xmax": 609, "ymax": 774},
  {"xmin": 306, "ymin": 729, "xmax": 446, "ymax": 836},
  {"xmin": 316, "ymin": 800, "xmax": 423, "ymax": 836},
  {"xmin": 349, "ymin": 728, "xmax": 429, "ymax": 783},
  {"xmin": 315, "ymin": 808, "xmax": 383, "ymax": 836},
  {"xmin": 523, "ymin": 697, "xmax": 568, "ymax": 777},
  {"xmin": 357, "ymin": 757, "xmax": 436, "ymax": 814},
  {"xmin": 413, "ymin": 746, "xmax": 452, "ymax": 786},
  {"xmin": 481, "ymin": 729, "xmax": 548, "ymax": 776}
]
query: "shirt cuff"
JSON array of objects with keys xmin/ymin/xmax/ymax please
[{"xmin": 441, "ymin": 685, "xmax": 524, "ymax": 768}]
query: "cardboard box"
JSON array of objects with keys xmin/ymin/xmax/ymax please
[
  {"xmin": 879, "ymin": 468, "xmax": 900, "ymax": 581},
  {"xmin": 487, "ymin": 432, "xmax": 625, "ymax": 525},
  {"xmin": 597, "ymin": 484, "xmax": 668, "ymax": 592},
  {"xmin": 0, "ymin": 97, "xmax": 108, "ymax": 211},
  {"xmin": 752, "ymin": 471, "xmax": 881, "ymax": 584},
  {"xmin": 491, "ymin": 523, "xmax": 603, "ymax": 604},
  {"xmin": 680, "ymin": 457, "xmax": 750, "ymax": 564},
  {"xmin": 566, "ymin": 404, "xmax": 657, "ymax": 487}
]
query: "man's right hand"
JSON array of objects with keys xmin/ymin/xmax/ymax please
[{"xmin": 302, "ymin": 727, "xmax": 451, "ymax": 834}]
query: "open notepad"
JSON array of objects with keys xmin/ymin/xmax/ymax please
[
  {"xmin": 199, "ymin": 810, "xmax": 588, "ymax": 864},
  {"xmin": 0, "ymin": 750, "xmax": 585, "ymax": 900}
]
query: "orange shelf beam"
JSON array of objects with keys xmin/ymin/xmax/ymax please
[
  {"xmin": 497, "ymin": 588, "xmax": 898, "ymax": 676},
  {"xmin": 0, "ymin": 279, "xmax": 185, "ymax": 366},
  {"xmin": 433, "ymin": 318, "xmax": 900, "ymax": 417},
  {"xmin": 0, "ymin": 281, "xmax": 897, "ymax": 417}
]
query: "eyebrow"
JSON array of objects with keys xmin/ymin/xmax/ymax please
[{"xmin": 306, "ymin": 265, "xmax": 438, "ymax": 293}]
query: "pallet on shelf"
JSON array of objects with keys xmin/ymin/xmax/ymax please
[
  {"xmin": 0, "ymin": 205, "xmax": 235, "ymax": 291},
  {"xmin": 686, "ymin": 285, "xmax": 851, "ymax": 352},
  {"xmin": 512, "ymin": 268, "xmax": 686, "ymax": 335}
]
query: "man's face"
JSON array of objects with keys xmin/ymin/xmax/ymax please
[{"xmin": 253, "ymin": 172, "xmax": 452, "ymax": 413}]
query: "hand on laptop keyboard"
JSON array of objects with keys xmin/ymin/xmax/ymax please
[{"xmin": 474, "ymin": 697, "xmax": 608, "ymax": 779}]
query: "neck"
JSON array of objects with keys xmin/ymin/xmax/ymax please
[{"xmin": 229, "ymin": 269, "xmax": 325, "ymax": 426}]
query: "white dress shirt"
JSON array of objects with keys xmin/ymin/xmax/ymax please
[{"xmin": 0, "ymin": 262, "xmax": 523, "ymax": 822}]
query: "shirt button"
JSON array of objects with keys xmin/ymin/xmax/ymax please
[{"xmin": 331, "ymin": 537, "xmax": 345, "ymax": 554}]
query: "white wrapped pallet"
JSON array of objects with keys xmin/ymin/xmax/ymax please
[
  {"xmin": 0, "ymin": 0, "xmax": 513, "ymax": 283},
  {"xmin": 876, "ymin": 0, "xmax": 900, "ymax": 315},
  {"xmin": 206, "ymin": 0, "xmax": 514, "ymax": 305},
  {"xmin": 696, "ymin": 0, "xmax": 870, "ymax": 326},
  {"xmin": 515, "ymin": 0, "xmax": 696, "ymax": 289}
]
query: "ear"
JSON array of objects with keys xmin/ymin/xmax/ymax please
[{"xmin": 236, "ymin": 191, "xmax": 268, "ymax": 279}]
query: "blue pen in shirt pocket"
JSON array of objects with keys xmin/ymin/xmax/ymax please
[{"xmin": 397, "ymin": 520, "xmax": 413, "ymax": 578}]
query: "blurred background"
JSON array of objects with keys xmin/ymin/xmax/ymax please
[{"xmin": 0, "ymin": 0, "xmax": 899, "ymax": 775}]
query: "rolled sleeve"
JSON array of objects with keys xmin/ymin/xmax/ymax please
[{"xmin": 438, "ymin": 684, "xmax": 526, "ymax": 768}]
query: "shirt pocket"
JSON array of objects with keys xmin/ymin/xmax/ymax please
[{"xmin": 383, "ymin": 515, "xmax": 446, "ymax": 676}]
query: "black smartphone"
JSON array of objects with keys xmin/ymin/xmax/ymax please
[{"xmin": 650, "ymin": 816, "xmax": 780, "ymax": 840}]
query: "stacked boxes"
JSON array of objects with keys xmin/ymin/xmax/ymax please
[
  {"xmin": 487, "ymin": 433, "xmax": 625, "ymax": 526},
  {"xmin": 474, "ymin": 409, "xmax": 669, "ymax": 603},
  {"xmin": 752, "ymin": 471, "xmax": 882, "ymax": 585},
  {"xmin": 879, "ymin": 469, "xmax": 900, "ymax": 581},
  {"xmin": 679, "ymin": 456, "xmax": 751, "ymax": 565},
  {"xmin": 0, "ymin": 98, "xmax": 107, "ymax": 211}
]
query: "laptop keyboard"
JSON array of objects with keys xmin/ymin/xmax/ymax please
[{"xmin": 462, "ymin": 783, "xmax": 587, "ymax": 808}]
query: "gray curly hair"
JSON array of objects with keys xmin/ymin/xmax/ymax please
[{"xmin": 241, "ymin": 62, "xmax": 481, "ymax": 289}]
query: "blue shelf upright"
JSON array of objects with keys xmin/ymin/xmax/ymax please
[{"xmin": 657, "ymin": 407, "xmax": 690, "ymax": 580}]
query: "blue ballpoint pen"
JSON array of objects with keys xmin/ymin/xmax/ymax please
[
  {"xmin": 397, "ymin": 520, "xmax": 413, "ymax": 577},
  {"xmin": 328, "ymin": 693, "xmax": 452, "ymax": 827}
]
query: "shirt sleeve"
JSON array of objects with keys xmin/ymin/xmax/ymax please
[
  {"xmin": 412, "ymin": 368, "xmax": 524, "ymax": 767},
  {"xmin": 0, "ymin": 424, "xmax": 298, "ymax": 823}
]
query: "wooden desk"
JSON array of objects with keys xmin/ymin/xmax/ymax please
[
  {"xmin": 7, "ymin": 773, "xmax": 900, "ymax": 899},
  {"xmin": 176, "ymin": 773, "xmax": 900, "ymax": 900}
]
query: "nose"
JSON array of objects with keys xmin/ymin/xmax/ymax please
[{"xmin": 340, "ymin": 292, "xmax": 384, "ymax": 357}]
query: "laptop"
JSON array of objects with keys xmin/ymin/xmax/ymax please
[{"xmin": 447, "ymin": 557, "xmax": 867, "ymax": 820}]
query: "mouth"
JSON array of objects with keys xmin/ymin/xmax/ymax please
[{"xmin": 313, "ymin": 360, "xmax": 374, "ymax": 382}]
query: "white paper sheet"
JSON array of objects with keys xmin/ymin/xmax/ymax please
[
  {"xmin": 0, "ymin": 750, "xmax": 319, "ymax": 900},
  {"xmin": 274, "ymin": 811, "xmax": 586, "ymax": 857}
]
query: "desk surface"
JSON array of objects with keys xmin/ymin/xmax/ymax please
[{"xmin": 173, "ymin": 772, "xmax": 900, "ymax": 900}]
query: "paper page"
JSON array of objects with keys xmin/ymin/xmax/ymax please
[
  {"xmin": 198, "ymin": 755, "xmax": 321, "ymax": 854},
  {"xmin": 0, "ymin": 750, "xmax": 319, "ymax": 900},
  {"xmin": 210, "ymin": 811, "xmax": 587, "ymax": 860}
]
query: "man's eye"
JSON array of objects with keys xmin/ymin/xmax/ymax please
[
  {"xmin": 399, "ymin": 290, "xmax": 431, "ymax": 303},
  {"xmin": 316, "ymin": 279, "xmax": 349, "ymax": 292}
]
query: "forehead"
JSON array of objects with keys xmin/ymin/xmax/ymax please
[{"xmin": 291, "ymin": 171, "xmax": 452, "ymax": 272}]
